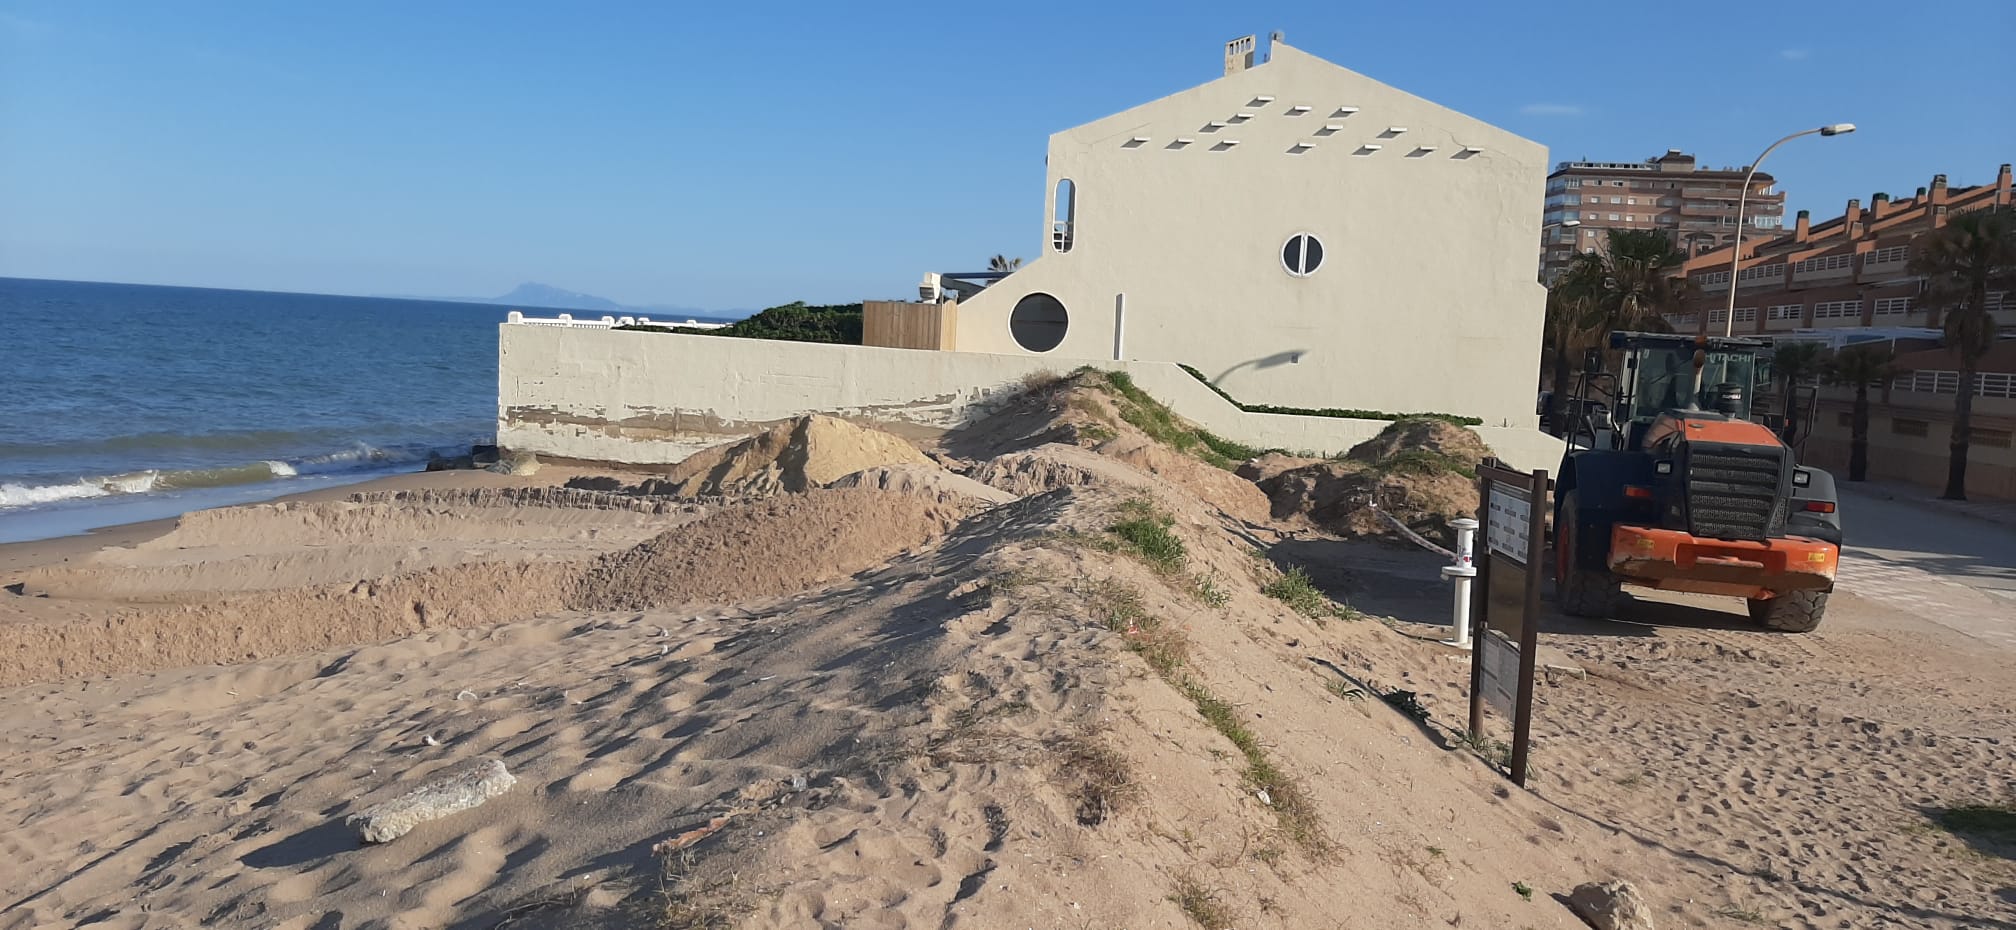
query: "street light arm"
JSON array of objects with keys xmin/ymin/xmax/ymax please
[{"xmin": 1722, "ymin": 126, "xmax": 1850, "ymax": 337}]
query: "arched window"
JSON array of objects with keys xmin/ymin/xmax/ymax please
[
  {"xmin": 1281, "ymin": 233, "xmax": 1324, "ymax": 276},
  {"xmin": 1010, "ymin": 293, "xmax": 1069, "ymax": 352},
  {"xmin": 1051, "ymin": 179, "xmax": 1076, "ymax": 253}
]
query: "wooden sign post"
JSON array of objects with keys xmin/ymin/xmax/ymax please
[{"xmin": 1467, "ymin": 461, "xmax": 1549, "ymax": 787}]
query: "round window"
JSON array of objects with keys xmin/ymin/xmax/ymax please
[
  {"xmin": 1282, "ymin": 233, "xmax": 1324, "ymax": 277},
  {"xmin": 1009, "ymin": 292, "xmax": 1069, "ymax": 353}
]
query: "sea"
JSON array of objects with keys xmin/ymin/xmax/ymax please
[{"xmin": 0, "ymin": 277, "xmax": 725, "ymax": 544}]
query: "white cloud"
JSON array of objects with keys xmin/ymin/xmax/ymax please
[
  {"xmin": 1780, "ymin": 48, "xmax": 1811, "ymax": 61},
  {"xmin": 1520, "ymin": 103, "xmax": 1585, "ymax": 117}
]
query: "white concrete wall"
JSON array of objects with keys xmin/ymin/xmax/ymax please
[
  {"xmin": 954, "ymin": 41, "xmax": 1548, "ymax": 429},
  {"xmin": 498, "ymin": 325, "xmax": 1564, "ymax": 472}
]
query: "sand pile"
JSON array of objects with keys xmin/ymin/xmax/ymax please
[
  {"xmin": 646, "ymin": 415, "xmax": 934, "ymax": 497},
  {"xmin": 13, "ymin": 492, "xmax": 695, "ymax": 602},
  {"xmin": 825, "ymin": 463, "xmax": 1019, "ymax": 506},
  {"xmin": 1100, "ymin": 434, "xmax": 1272, "ymax": 523},
  {"xmin": 1249, "ymin": 419, "xmax": 1490, "ymax": 546},
  {"xmin": 572, "ymin": 487, "xmax": 969, "ymax": 609},
  {"xmin": 969, "ymin": 442, "xmax": 1157, "ymax": 496},
  {"xmin": 1343, "ymin": 416, "xmax": 1492, "ymax": 466}
]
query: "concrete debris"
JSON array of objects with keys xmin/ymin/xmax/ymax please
[
  {"xmin": 487, "ymin": 452, "xmax": 542, "ymax": 476},
  {"xmin": 348, "ymin": 758, "xmax": 517, "ymax": 844},
  {"xmin": 1567, "ymin": 880, "xmax": 1654, "ymax": 930}
]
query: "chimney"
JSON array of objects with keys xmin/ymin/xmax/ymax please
[
  {"xmin": 1871, "ymin": 192, "xmax": 1891, "ymax": 220},
  {"xmin": 1929, "ymin": 174, "xmax": 1949, "ymax": 205},
  {"xmin": 1998, "ymin": 164, "xmax": 2013, "ymax": 205},
  {"xmin": 1223, "ymin": 35, "xmax": 1257, "ymax": 75},
  {"xmin": 1793, "ymin": 209, "xmax": 1811, "ymax": 243},
  {"xmin": 1844, "ymin": 198, "xmax": 1862, "ymax": 237}
]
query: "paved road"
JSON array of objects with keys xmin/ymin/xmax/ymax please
[{"xmin": 1831, "ymin": 483, "xmax": 2016, "ymax": 650}]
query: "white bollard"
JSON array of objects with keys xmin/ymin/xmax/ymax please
[
  {"xmin": 1113, "ymin": 292, "xmax": 1127, "ymax": 361},
  {"xmin": 1439, "ymin": 518, "xmax": 1479, "ymax": 648}
]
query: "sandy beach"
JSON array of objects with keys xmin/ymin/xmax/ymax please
[{"xmin": 2, "ymin": 375, "xmax": 2010, "ymax": 929}]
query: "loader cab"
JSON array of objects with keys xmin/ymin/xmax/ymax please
[{"xmin": 1567, "ymin": 332, "xmax": 1767, "ymax": 452}]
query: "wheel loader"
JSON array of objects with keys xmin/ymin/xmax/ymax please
[{"xmin": 1554, "ymin": 332, "xmax": 1843, "ymax": 631}]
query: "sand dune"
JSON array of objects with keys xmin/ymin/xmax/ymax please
[{"xmin": 1, "ymin": 374, "xmax": 2010, "ymax": 928}]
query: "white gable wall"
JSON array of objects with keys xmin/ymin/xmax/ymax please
[{"xmin": 956, "ymin": 42, "xmax": 1547, "ymax": 427}]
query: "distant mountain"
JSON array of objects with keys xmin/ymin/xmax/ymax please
[
  {"xmin": 492, "ymin": 282, "xmax": 625, "ymax": 313},
  {"xmin": 382, "ymin": 282, "xmax": 744, "ymax": 321}
]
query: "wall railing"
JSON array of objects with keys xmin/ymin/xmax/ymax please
[{"xmin": 503, "ymin": 311, "xmax": 729, "ymax": 330}]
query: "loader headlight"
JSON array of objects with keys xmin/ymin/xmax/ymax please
[{"xmin": 1793, "ymin": 468, "xmax": 1812, "ymax": 488}]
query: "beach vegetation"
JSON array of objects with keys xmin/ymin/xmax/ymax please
[
  {"xmin": 1097, "ymin": 371, "xmax": 1267, "ymax": 469},
  {"xmin": 619, "ymin": 300, "xmax": 863, "ymax": 344},
  {"xmin": 1108, "ymin": 498, "xmax": 1188, "ymax": 574},
  {"xmin": 1170, "ymin": 875, "xmax": 1238, "ymax": 929}
]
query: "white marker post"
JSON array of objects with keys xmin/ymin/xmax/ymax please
[
  {"xmin": 1112, "ymin": 293, "xmax": 1127, "ymax": 360},
  {"xmin": 1441, "ymin": 517, "xmax": 1479, "ymax": 648}
]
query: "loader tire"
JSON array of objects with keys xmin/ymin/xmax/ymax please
[
  {"xmin": 1749, "ymin": 590, "xmax": 1828, "ymax": 633},
  {"xmin": 1555, "ymin": 491, "xmax": 1620, "ymax": 618}
]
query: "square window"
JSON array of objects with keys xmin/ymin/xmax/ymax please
[
  {"xmin": 1627, "ymin": 198, "xmax": 1637, "ymax": 205},
  {"xmin": 1609, "ymin": 213, "xmax": 1620, "ymax": 221}
]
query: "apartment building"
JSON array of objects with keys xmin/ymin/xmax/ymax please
[
  {"xmin": 1540, "ymin": 150, "xmax": 1784, "ymax": 281},
  {"xmin": 1669, "ymin": 164, "xmax": 2014, "ymax": 336}
]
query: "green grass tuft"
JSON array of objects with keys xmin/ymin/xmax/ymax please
[
  {"xmin": 1262, "ymin": 566, "xmax": 1328, "ymax": 617},
  {"xmin": 1176, "ymin": 676, "xmax": 1325, "ymax": 852},
  {"xmin": 1097, "ymin": 371, "xmax": 1265, "ymax": 469},
  {"xmin": 1458, "ymin": 731, "xmax": 1512, "ymax": 769},
  {"xmin": 1108, "ymin": 499, "xmax": 1188, "ymax": 574},
  {"xmin": 1191, "ymin": 573, "xmax": 1232, "ymax": 608}
]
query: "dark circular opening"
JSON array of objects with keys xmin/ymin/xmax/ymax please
[
  {"xmin": 1282, "ymin": 233, "xmax": 1324, "ymax": 276},
  {"xmin": 1009, "ymin": 292, "xmax": 1069, "ymax": 353}
]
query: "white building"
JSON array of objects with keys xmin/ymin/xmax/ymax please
[
  {"xmin": 495, "ymin": 35, "xmax": 1566, "ymax": 472},
  {"xmin": 952, "ymin": 34, "xmax": 1549, "ymax": 427}
]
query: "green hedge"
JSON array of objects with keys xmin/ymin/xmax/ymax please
[
  {"xmin": 1177, "ymin": 365, "xmax": 1481, "ymax": 426},
  {"xmin": 616, "ymin": 301, "xmax": 862, "ymax": 344}
]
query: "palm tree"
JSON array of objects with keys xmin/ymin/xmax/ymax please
[
  {"xmin": 1907, "ymin": 206, "xmax": 2016, "ymax": 500},
  {"xmin": 1589, "ymin": 228, "xmax": 1691, "ymax": 334},
  {"xmin": 1770, "ymin": 342, "xmax": 1825, "ymax": 446},
  {"xmin": 1821, "ymin": 343, "xmax": 1899, "ymax": 481},
  {"xmin": 1541, "ymin": 257, "xmax": 1608, "ymax": 435},
  {"xmin": 987, "ymin": 255, "xmax": 1023, "ymax": 273}
]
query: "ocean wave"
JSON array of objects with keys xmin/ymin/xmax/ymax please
[
  {"xmin": 0, "ymin": 423, "xmax": 492, "ymax": 461},
  {"xmin": 0, "ymin": 442, "xmax": 472, "ymax": 511},
  {"xmin": 0, "ymin": 480, "xmax": 114, "ymax": 508}
]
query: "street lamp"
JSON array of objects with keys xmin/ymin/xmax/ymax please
[{"xmin": 1722, "ymin": 123, "xmax": 1856, "ymax": 336}]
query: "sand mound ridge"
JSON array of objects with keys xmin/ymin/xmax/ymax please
[
  {"xmin": 647, "ymin": 415, "xmax": 934, "ymax": 497},
  {"xmin": 572, "ymin": 487, "xmax": 970, "ymax": 610},
  {"xmin": 825, "ymin": 463, "xmax": 1019, "ymax": 506},
  {"xmin": 1250, "ymin": 418, "xmax": 1491, "ymax": 546}
]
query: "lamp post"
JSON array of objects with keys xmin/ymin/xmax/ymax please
[{"xmin": 1722, "ymin": 123, "xmax": 1856, "ymax": 337}]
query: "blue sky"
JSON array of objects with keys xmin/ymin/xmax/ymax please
[{"xmin": 2, "ymin": 1, "xmax": 2010, "ymax": 311}]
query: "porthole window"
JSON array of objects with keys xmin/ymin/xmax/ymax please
[
  {"xmin": 1009, "ymin": 292, "xmax": 1069, "ymax": 353},
  {"xmin": 1282, "ymin": 233, "xmax": 1324, "ymax": 276}
]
